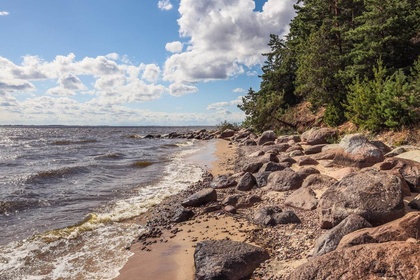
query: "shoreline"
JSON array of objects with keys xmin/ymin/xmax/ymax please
[{"xmin": 115, "ymin": 138, "xmax": 241, "ymax": 280}]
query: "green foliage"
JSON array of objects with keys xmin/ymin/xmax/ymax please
[
  {"xmin": 216, "ymin": 120, "xmax": 241, "ymax": 132},
  {"xmin": 346, "ymin": 60, "xmax": 420, "ymax": 131},
  {"xmin": 324, "ymin": 103, "xmax": 346, "ymax": 127}
]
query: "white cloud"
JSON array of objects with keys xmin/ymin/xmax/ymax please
[
  {"xmin": 141, "ymin": 64, "xmax": 161, "ymax": 83},
  {"xmin": 165, "ymin": 41, "xmax": 183, "ymax": 53},
  {"xmin": 158, "ymin": 0, "xmax": 173, "ymax": 11},
  {"xmin": 207, "ymin": 96, "xmax": 243, "ymax": 110},
  {"xmin": 105, "ymin": 53, "xmax": 119, "ymax": 61},
  {"xmin": 0, "ymin": 11, "xmax": 9, "ymax": 16},
  {"xmin": 233, "ymin": 87, "xmax": 245, "ymax": 93},
  {"xmin": 163, "ymin": 0, "xmax": 296, "ymax": 91},
  {"xmin": 169, "ymin": 83, "xmax": 198, "ymax": 96}
]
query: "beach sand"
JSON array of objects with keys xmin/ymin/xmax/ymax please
[{"xmin": 115, "ymin": 139, "xmax": 244, "ymax": 280}]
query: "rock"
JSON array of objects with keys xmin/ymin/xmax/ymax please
[
  {"xmin": 266, "ymin": 169, "xmax": 303, "ymax": 192},
  {"xmin": 408, "ymin": 194, "xmax": 420, "ymax": 209},
  {"xmin": 255, "ymin": 171, "xmax": 271, "ymax": 188},
  {"xmin": 301, "ymin": 127, "xmax": 337, "ymax": 145},
  {"xmin": 253, "ymin": 206, "xmax": 301, "ymax": 226},
  {"xmin": 288, "ymin": 242, "xmax": 420, "ymax": 280},
  {"xmin": 317, "ymin": 169, "xmax": 405, "ymax": 229},
  {"xmin": 338, "ymin": 212, "xmax": 420, "ymax": 249},
  {"xmin": 277, "ymin": 156, "xmax": 296, "ymax": 165},
  {"xmin": 297, "ymin": 156, "xmax": 319, "ymax": 166},
  {"xmin": 171, "ymin": 207, "xmax": 195, "ymax": 223},
  {"xmin": 261, "ymin": 141, "xmax": 275, "ymax": 146},
  {"xmin": 219, "ymin": 129, "xmax": 235, "ymax": 138},
  {"xmin": 312, "ymin": 151, "xmax": 336, "ymax": 160},
  {"xmin": 284, "ymin": 187, "xmax": 318, "ymax": 210},
  {"xmin": 303, "ymin": 144, "xmax": 326, "ymax": 155},
  {"xmin": 267, "ymin": 143, "xmax": 290, "ymax": 153},
  {"xmin": 222, "ymin": 194, "xmax": 241, "ymax": 206},
  {"xmin": 332, "ymin": 134, "xmax": 384, "ymax": 168},
  {"xmin": 285, "ymin": 144, "xmax": 303, "ymax": 153},
  {"xmin": 258, "ymin": 162, "xmax": 286, "ymax": 173},
  {"xmin": 296, "ymin": 167, "xmax": 320, "ymax": 180},
  {"xmin": 385, "ymin": 145, "xmax": 419, "ymax": 157},
  {"xmin": 301, "ymin": 174, "xmax": 337, "ymax": 198},
  {"xmin": 242, "ymin": 162, "xmax": 264, "ymax": 173},
  {"xmin": 202, "ymin": 205, "xmax": 222, "ymax": 214},
  {"xmin": 370, "ymin": 140, "xmax": 391, "ymax": 154},
  {"xmin": 243, "ymin": 139, "xmax": 257, "ymax": 146},
  {"xmin": 181, "ymin": 188, "xmax": 217, "ymax": 207},
  {"xmin": 236, "ymin": 172, "xmax": 257, "ymax": 191},
  {"xmin": 232, "ymin": 129, "xmax": 251, "ymax": 140},
  {"xmin": 260, "ymin": 152, "xmax": 279, "ymax": 163},
  {"xmin": 387, "ymin": 157, "xmax": 420, "ymax": 192},
  {"xmin": 249, "ymin": 150, "xmax": 264, "ymax": 158},
  {"xmin": 258, "ymin": 130, "xmax": 277, "ymax": 146},
  {"xmin": 210, "ymin": 175, "xmax": 237, "ymax": 189},
  {"xmin": 312, "ymin": 214, "xmax": 372, "ymax": 257},
  {"xmin": 194, "ymin": 240, "xmax": 269, "ymax": 280},
  {"xmin": 237, "ymin": 195, "xmax": 262, "ymax": 209},
  {"xmin": 224, "ymin": 205, "xmax": 237, "ymax": 214},
  {"xmin": 276, "ymin": 135, "xmax": 301, "ymax": 144}
]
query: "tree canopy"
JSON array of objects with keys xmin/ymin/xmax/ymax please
[{"xmin": 239, "ymin": 0, "xmax": 420, "ymax": 132}]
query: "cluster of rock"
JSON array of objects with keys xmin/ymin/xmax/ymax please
[
  {"xmin": 177, "ymin": 127, "xmax": 420, "ymax": 279},
  {"xmin": 135, "ymin": 129, "xmax": 220, "ymax": 141}
]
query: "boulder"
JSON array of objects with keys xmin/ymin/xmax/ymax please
[
  {"xmin": 171, "ymin": 207, "xmax": 195, "ymax": 223},
  {"xmin": 297, "ymin": 156, "xmax": 319, "ymax": 166},
  {"xmin": 222, "ymin": 194, "xmax": 242, "ymax": 206},
  {"xmin": 210, "ymin": 175, "xmax": 237, "ymax": 189},
  {"xmin": 194, "ymin": 240, "xmax": 269, "ymax": 280},
  {"xmin": 258, "ymin": 162, "xmax": 286, "ymax": 173},
  {"xmin": 284, "ymin": 187, "xmax": 318, "ymax": 210},
  {"xmin": 317, "ymin": 169, "xmax": 405, "ymax": 229},
  {"xmin": 266, "ymin": 169, "xmax": 303, "ymax": 192},
  {"xmin": 236, "ymin": 172, "xmax": 257, "ymax": 191},
  {"xmin": 408, "ymin": 194, "xmax": 420, "ymax": 210},
  {"xmin": 219, "ymin": 129, "xmax": 235, "ymax": 139},
  {"xmin": 301, "ymin": 127, "xmax": 337, "ymax": 145},
  {"xmin": 224, "ymin": 205, "xmax": 237, "ymax": 214},
  {"xmin": 258, "ymin": 130, "xmax": 277, "ymax": 146},
  {"xmin": 285, "ymin": 144, "xmax": 303, "ymax": 153},
  {"xmin": 296, "ymin": 167, "xmax": 320, "ymax": 180},
  {"xmin": 242, "ymin": 162, "xmax": 264, "ymax": 173},
  {"xmin": 385, "ymin": 145, "xmax": 419, "ymax": 158},
  {"xmin": 386, "ymin": 157, "xmax": 420, "ymax": 192},
  {"xmin": 312, "ymin": 214, "xmax": 372, "ymax": 257},
  {"xmin": 303, "ymin": 144, "xmax": 326, "ymax": 155},
  {"xmin": 276, "ymin": 135, "xmax": 301, "ymax": 144},
  {"xmin": 332, "ymin": 134, "xmax": 384, "ymax": 168},
  {"xmin": 243, "ymin": 139, "xmax": 257, "ymax": 146},
  {"xmin": 236, "ymin": 195, "xmax": 262, "ymax": 209},
  {"xmin": 338, "ymin": 212, "xmax": 420, "ymax": 249},
  {"xmin": 287, "ymin": 242, "xmax": 420, "ymax": 280},
  {"xmin": 254, "ymin": 206, "xmax": 301, "ymax": 226},
  {"xmin": 181, "ymin": 188, "xmax": 217, "ymax": 207},
  {"xmin": 301, "ymin": 173, "xmax": 337, "ymax": 197},
  {"xmin": 260, "ymin": 152, "xmax": 279, "ymax": 163}
]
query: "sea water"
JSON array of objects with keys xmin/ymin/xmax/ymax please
[{"xmin": 0, "ymin": 126, "xmax": 213, "ymax": 279}]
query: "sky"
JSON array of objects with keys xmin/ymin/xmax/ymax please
[{"xmin": 0, "ymin": 0, "xmax": 296, "ymax": 126}]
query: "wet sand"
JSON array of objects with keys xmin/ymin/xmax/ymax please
[{"xmin": 115, "ymin": 139, "xmax": 241, "ymax": 280}]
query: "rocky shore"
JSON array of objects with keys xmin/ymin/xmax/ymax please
[{"xmin": 116, "ymin": 127, "xmax": 420, "ymax": 280}]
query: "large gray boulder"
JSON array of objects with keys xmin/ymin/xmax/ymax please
[
  {"xmin": 383, "ymin": 157, "xmax": 420, "ymax": 193},
  {"xmin": 219, "ymin": 129, "xmax": 235, "ymax": 138},
  {"xmin": 318, "ymin": 169, "xmax": 405, "ymax": 229},
  {"xmin": 181, "ymin": 188, "xmax": 217, "ymax": 207},
  {"xmin": 266, "ymin": 169, "xmax": 303, "ymax": 192},
  {"xmin": 194, "ymin": 240, "xmax": 269, "ymax": 280},
  {"xmin": 332, "ymin": 134, "xmax": 384, "ymax": 168},
  {"xmin": 312, "ymin": 214, "xmax": 372, "ymax": 257},
  {"xmin": 236, "ymin": 172, "xmax": 257, "ymax": 191},
  {"xmin": 301, "ymin": 127, "xmax": 337, "ymax": 145},
  {"xmin": 258, "ymin": 130, "xmax": 277, "ymax": 145}
]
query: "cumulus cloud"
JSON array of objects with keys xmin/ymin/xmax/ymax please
[
  {"xmin": 141, "ymin": 64, "xmax": 161, "ymax": 83},
  {"xmin": 158, "ymin": 0, "xmax": 173, "ymax": 11},
  {"xmin": 169, "ymin": 82, "xmax": 198, "ymax": 96},
  {"xmin": 163, "ymin": 0, "xmax": 296, "ymax": 92},
  {"xmin": 0, "ymin": 11, "xmax": 9, "ymax": 16},
  {"xmin": 165, "ymin": 41, "xmax": 183, "ymax": 53},
  {"xmin": 207, "ymin": 96, "xmax": 243, "ymax": 110},
  {"xmin": 233, "ymin": 87, "xmax": 245, "ymax": 93}
]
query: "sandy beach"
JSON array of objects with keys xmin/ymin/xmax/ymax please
[{"xmin": 115, "ymin": 139, "xmax": 244, "ymax": 280}]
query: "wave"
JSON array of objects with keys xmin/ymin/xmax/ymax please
[
  {"xmin": 25, "ymin": 166, "xmax": 90, "ymax": 184},
  {"xmin": 94, "ymin": 152, "xmax": 125, "ymax": 160},
  {"xmin": 51, "ymin": 139, "xmax": 98, "ymax": 145},
  {"xmin": 0, "ymin": 199, "xmax": 50, "ymax": 215}
]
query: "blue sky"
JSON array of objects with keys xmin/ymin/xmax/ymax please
[{"xmin": 0, "ymin": 0, "xmax": 296, "ymax": 125}]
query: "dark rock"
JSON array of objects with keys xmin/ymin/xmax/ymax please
[
  {"xmin": 332, "ymin": 134, "xmax": 384, "ymax": 168},
  {"xmin": 304, "ymin": 144, "xmax": 327, "ymax": 155},
  {"xmin": 181, "ymin": 188, "xmax": 217, "ymax": 207},
  {"xmin": 277, "ymin": 156, "xmax": 297, "ymax": 165},
  {"xmin": 387, "ymin": 157, "xmax": 420, "ymax": 193},
  {"xmin": 261, "ymin": 152, "xmax": 279, "ymax": 163},
  {"xmin": 338, "ymin": 212, "xmax": 420, "ymax": 249},
  {"xmin": 370, "ymin": 140, "xmax": 391, "ymax": 154},
  {"xmin": 289, "ymin": 150, "xmax": 304, "ymax": 157},
  {"xmin": 297, "ymin": 156, "xmax": 319, "ymax": 166},
  {"xmin": 286, "ymin": 144, "xmax": 303, "ymax": 153},
  {"xmin": 242, "ymin": 162, "xmax": 264, "ymax": 173},
  {"xmin": 222, "ymin": 194, "xmax": 242, "ymax": 206},
  {"xmin": 276, "ymin": 135, "xmax": 301, "ymax": 144},
  {"xmin": 254, "ymin": 206, "xmax": 301, "ymax": 226},
  {"xmin": 258, "ymin": 162, "xmax": 286, "ymax": 173},
  {"xmin": 255, "ymin": 171, "xmax": 271, "ymax": 188},
  {"xmin": 312, "ymin": 214, "xmax": 372, "ymax": 257},
  {"xmin": 219, "ymin": 129, "xmax": 235, "ymax": 138},
  {"xmin": 194, "ymin": 240, "xmax": 269, "ymax": 280},
  {"xmin": 236, "ymin": 172, "xmax": 257, "ymax": 191},
  {"xmin": 237, "ymin": 195, "xmax": 262, "ymax": 209},
  {"xmin": 296, "ymin": 167, "xmax": 321, "ymax": 181},
  {"xmin": 301, "ymin": 127, "xmax": 337, "ymax": 145},
  {"xmin": 171, "ymin": 207, "xmax": 195, "ymax": 223},
  {"xmin": 258, "ymin": 130, "xmax": 277, "ymax": 146},
  {"xmin": 267, "ymin": 169, "xmax": 303, "ymax": 191},
  {"xmin": 317, "ymin": 169, "xmax": 405, "ymax": 229},
  {"xmin": 202, "ymin": 205, "xmax": 222, "ymax": 213},
  {"xmin": 262, "ymin": 141, "xmax": 275, "ymax": 146},
  {"xmin": 210, "ymin": 175, "xmax": 237, "ymax": 189},
  {"xmin": 224, "ymin": 205, "xmax": 237, "ymax": 214},
  {"xmin": 288, "ymin": 242, "xmax": 420, "ymax": 280},
  {"xmin": 243, "ymin": 139, "xmax": 257, "ymax": 146},
  {"xmin": 301, "ymin": 173, "xmax": 337, "ymax": 191},
  {"xmin": 408, "ymin": 194, "xmax": 420, "ymax": 209}
]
